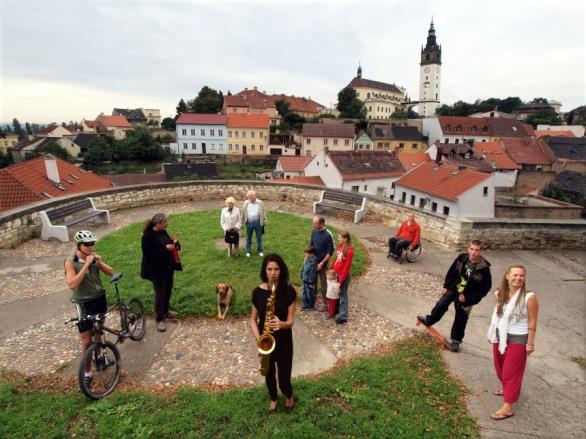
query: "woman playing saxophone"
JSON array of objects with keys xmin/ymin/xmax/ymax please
[{"xmin": 250, "ymin": 253, "xmax": 297, "ymax": 412}]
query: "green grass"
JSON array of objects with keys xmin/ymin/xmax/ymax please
[
  {"xmin": 96, "ymin": 210, "xmax": 367, "ymax": 317},
  {"xmin": 217, "ymin": 163, "xmax": 275, "ymax": 179},
  {"xmin": 0, "ymin": 338, "xmax": 478, "ymax": 438}
]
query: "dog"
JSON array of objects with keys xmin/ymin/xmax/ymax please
[{"xmin": 215, "ymin": 283, "xmax": 234, "ymax": 319}]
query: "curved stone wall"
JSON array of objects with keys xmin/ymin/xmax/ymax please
[{"xmin": 1, "ymin": 181, "xmax": 585, "ymax": 250}]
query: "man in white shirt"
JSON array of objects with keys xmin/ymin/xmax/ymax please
[{"xmin": 241, "ymin": 190, "xmax": 267, "ymax": 257}]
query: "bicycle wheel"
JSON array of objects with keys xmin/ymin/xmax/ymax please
[
  {"xmin": 78, "ymin": 341, "xmax": 121, "ymax": 400},
  {"xmin": 405, "ymin": 245, "xmax": 422, "ymax": 263},
  {"xmin": 127, "ymin": 298, "xmax": 146, "ymax": 341}
]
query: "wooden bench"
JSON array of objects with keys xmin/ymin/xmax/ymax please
[
  {"xmin": 313, "ymin": 190, "xmax": 368, "ymax": 224},
  {"xmin": 40, "ymin": 198, "xmax": 110, "ymax": 242}
]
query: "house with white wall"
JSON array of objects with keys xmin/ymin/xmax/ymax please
[
  {"xmin": 175, "ymin": 113, "xmax": 228, "ymax": 155},
  {"xmin": 274, "ymin": 156, "xmax": 312, "ymax": 179},
  {"xmin": 304, "ymin": 150, "xmax": 405, "ymax": 198},
  {"xmin": 393, "ymin": 162, "xmax": 495, "ymax": 218}
]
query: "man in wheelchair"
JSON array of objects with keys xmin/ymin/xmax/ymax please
[{"xmin": 388, "ymin": 213, "xmax": 421, "ymax": 261}]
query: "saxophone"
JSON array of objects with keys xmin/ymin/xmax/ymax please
[{"xmin": 257, "ymin": 281, "xmax": 277, "ymax": 376}]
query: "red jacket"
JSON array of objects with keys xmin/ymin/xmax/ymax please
[
  {"xmin": 332, "ymin": 244, "xmax": 354, "ymax": 285},
  {"xmin": 396, "ymin": 221, "xmax": 420, "ymax": 247}
]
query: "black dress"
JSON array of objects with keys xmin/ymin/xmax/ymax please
[
  {"xmin": 141, "ymin": 229, "xmax": 175, "ymax": 321},
  {"xmin": 252, "ymin": 285, "xmax": 296, "ymax": 400}
]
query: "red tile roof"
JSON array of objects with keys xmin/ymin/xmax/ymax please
[
  {"xmin": 227, "ymin": 113, "xmax": 270, "ymax": 128},
  {"xmin": 327, "ymin": 151, "xmax": 404, "ymax": 180},
  {"xmin": 0, "ymin": 156, "xmax": 112, "ymax": 212},
  {"xmin": 394, "ymin": 162, "xmax": 491, "ymax": 201},
  {"xmin": 224, "ymin": 89, "xmax": 276, "ymax": 109},
  {"xmin": 534, "ymin": 130, "xmax": 575, "ymax": 138},
  {"xmin": 84, "ymin": 120, "xmax": 98, "ymax": 128},
  {"xmin": 302, "ymin": 123, "xmax": 355, "ymax": 138},
  {"xmin": 501, "ymin": 138, "xmax": 555, "ymax": 166},
  {"xmin": 485, "ymin": 118, "xmax": 533, "ymax": 137},
  {"xmin": 37, "ymin": 125, "xmax": 72, "ymax": 136},
  {"xmin": 96, "ymin": 115, "xmax": 131, "ymax": 128},
  {"xmin": 273, "ymin": 176, "xmax": 325, "ymax": 186},
  {"xmin": 176, "ymin": 113, "xmax": 228, "ymax": 125},
  {"xmin": 473, "ymin": 142, "xmax": 520, "ymax": 170},
  {"xmin": 397, "ymin": 152, "xmax": 431, "ymax": 171},
  {"xmin": 277, "ymin": 156, "xmax": 312, "ymax": 172},
  {"xmin": 437, "ymin": 116, "xmax": 532, "ymax": 137},
  {"xmin": 271, "ymin": 94, "xmax": 325, "ymax": 114}
]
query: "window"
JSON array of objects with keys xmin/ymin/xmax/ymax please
[
  {"xmin": 333, "ymin": 139, "xmax": 338, "ymax": 146},
  {"xmin": 251, "ymin": 144, "xmax": 255, "ymax": 151},
  {"xmin": 191, "ymin": 143, "xmax": 196, "ymax": 149},
  {"xmin": 400, "ymin": 192, "xmax": 406, "ymax": 203},
  {"xmin": 345, "ymin": 139, "xmax": 349, "ymax": 146},
  {"xmin": 260, "ymin": 145, "xmax": 263, "ymax": 151},
  {"xmin": 306, "ymin": 138, "xmax": 310, "ymax": 145},
  {"xmin": 363, "ymin": 185, "xmax": 367, "ymax": 191},
  {"xmin": 399, "ymin": 143, "xmax": 404, "ymax": 151},
  {"xmin": 191, "ymin": 129, "xmax": 195, "ymax": 135},
  {"xmin": 483, "ymin": 186, "xmax": 488, "ymax": 196},
  {"xmin": 228, "ymin": 131, "xmax": 232, "ymax": 137},
  {"xmin": 351, "ymin": 186, "xmax": 359, "ymax": 192},
  {"xmin": 251, "ymin": 131, "xmax": 255, "ymax": 138},
  {"xmin": 219, "ymin": 130, "xmax": 223, "ymax": 136},
  {"xmin": 419, "ymin": 198, "xmax": 426, "ymax": 208},
  {"xmin": 455, "ymin": 139, "xmax": 460, "ymax": 144},
  {"xmin": 443, "ymin": 206, "xmax": 450, "ymax": 216},
  {"xmin": 410, "ymin": 195, "xmax": 415, "ymax": 205},
  {"xmin": 210, "ymin": 129, "xmax": 215, "ymax": 136},
  {"xmin": 260, "ymin": 132, "xmax": 264, "ymax": 138},
  {"xmin": 412, "ymin": 143, "xmax": 417, "ymax": 150},
  {"xmin": 324, "ymin": 139, "xmax": 328, "ymax": 145},
  {"xmin": 182, "ymin": 129, "xmax": 187, "ymax": 135},
  {"xmin": 306, "ymin": 150, "xmax": 312, "ymax": 156},
  {"xmin": 432, "ymin": 202, "xmax": 437, "ymax": 212},
  {"xmin": 229, "ymin": 144, "xmax": 232, "ymax": 150},
  {"xmin": 242, "ymin": 131, "xmax": 246, "ymax": 138},
  {"xmin": 183, "ymin": 143, "xmax": 188, "ymax": 149},
  {"xmin": 235, "ymin": 144, "xmax": 239, "ymax": 150},
  {"xmin": 200, "ymin": 129, "xmax": 205, "ymax": 136},
  {"xmin": 235, "ymin": 131, "xmax": 239, "ymax": 138}
]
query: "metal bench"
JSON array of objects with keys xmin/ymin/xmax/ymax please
[
  {"xmin": 313, "ymin": 190, "xmax": 368, "ymax": 224},
  {"xmin": 40, "ymin": 198, "xmax": 110, "ymax": 242}
]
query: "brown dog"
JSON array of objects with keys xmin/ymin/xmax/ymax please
[{"xmin": 216, "ymin": 283, "xmax": 234, "ymax": 319}]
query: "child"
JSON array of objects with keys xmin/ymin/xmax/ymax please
[
  {"xmin": 326, "ymin": 269, "xmax": 340, "ymax": 319},
  {"xmin": 301, "ymin": 245, "xmax": 318, "ymax": 310}
]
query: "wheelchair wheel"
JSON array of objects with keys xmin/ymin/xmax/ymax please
[{"xmin": 405, "ymin": 244, "xmax": 422, "ymax": 263}]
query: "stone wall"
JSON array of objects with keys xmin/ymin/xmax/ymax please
[{"xmin": 1, "ymin": 181, "xmax": 585, "ymax": 250}]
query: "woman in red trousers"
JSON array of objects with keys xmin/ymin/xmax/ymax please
[
  {"xmin": 332, "ymin": 231, "xmax": 354, "ymax": 324},
  {"xmin": 487, "ymin": 265, "xmax": 538, "ymax": 420}
]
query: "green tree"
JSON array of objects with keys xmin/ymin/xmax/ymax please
[
  {"xmin": 499, "ymin": 97, "xmax": 522, "ymax": 113},
  {"xmin": 42, "ymin": 141, "xmax": 71, "ymax": 160},
  {"xmin": 0, "ymin": 150, "xmax": 14, "ymax": 168},
  {"xmin": 162, "ymin": 117, "xmax": 176, "ymax": 130},
  {"xmin": 125, "ymin": 127, "xmax": 164, "ymax": 161},
  {"xmin": 25, "ymin": 122, "xmax": 33, "ymax": 135},
  {"xmin": 84, "ymin": 136, "xmax": 113, "ymax": 167},
  {"xmin": 12, "ymin": 118, "xmax": 23, "ymax": 139},
  {"xmin": 337, "ymin": 87, "xmax": 366, "ymax": 119},
  {"xmin": 189, "ymin": 86, "xmax": 222, "ymax": 113},
  {"xmin": 218, "ymin": 91, "xmax": 224, "ymax": 109},
  {"xmin": 275, "ymin": 99, "xmax": 291, "ymax": 118},
  {"xmin": 526, "ymin": 109, "xmax": 562, "ymax": 128},
  {"xmin": 176, "ymin": 98, "xmax": 188, "ymax": 118},
  {"xmin": 391, "ymin": 108, "xmax": 408, "ymax": 119}
]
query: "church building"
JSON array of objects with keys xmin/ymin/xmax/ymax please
[{"xmin": 419, "ymin": 20, "xmax": 442, "ymax": 117}]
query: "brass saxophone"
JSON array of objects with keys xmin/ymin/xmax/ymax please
[{"xmin": 257, "ymin": 281, "xmax": 277, "ymax": 376}]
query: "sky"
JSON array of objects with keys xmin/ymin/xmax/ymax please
[{"xmin": 1, "ymin": 0, "xmax": 584, "ymax": 124}]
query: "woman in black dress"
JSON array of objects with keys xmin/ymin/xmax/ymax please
[
  {"xmin": 140, "ymin": 213, "xmax": 179, "ymax": 332},
  {"xmin": 249, "ymin": 253, "xmax": 297, "ymax": 412}
]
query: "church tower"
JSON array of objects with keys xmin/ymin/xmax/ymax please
[{"xmin": 418, "ymin": 19, "xmax": 442, "ymax": 117}]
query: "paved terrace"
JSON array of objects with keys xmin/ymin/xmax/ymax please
[{"xmin": 0, "ymin": 200, "xmax": 584, "ymax": 438}]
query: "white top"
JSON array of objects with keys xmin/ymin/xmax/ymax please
[
  {"xmin": 493, "ymin": 291, "xmax": 535, "ymax": 335},
  {"xmin": 220, "ymin": 207, "xmax": 241, "ymax": 232},
  {"xmin": 326, "ymin": 279, "xmax": 340, "ymax": 300},
  {"xmin": 246, "ymin": 202, "xmax": 260, "ymax": 222}
]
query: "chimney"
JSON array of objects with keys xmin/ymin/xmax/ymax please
[{"xmin": 44, "ymin": 154, "xmax": 60, "ymax": 184}]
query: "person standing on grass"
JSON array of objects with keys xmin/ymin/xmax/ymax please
[
  {"xmin": 300, "ymin": 245, "xmax": 318, "ymax": 310},
  {"xmin": 220, "ymin": 196, "xmax": 242, "ymax": 255},
  {"xmin": 331, "ymin": 231, "xmax": 354, "ymax": 324},
  {"xmin": 242, "ymin": 190, "xmax": 267, "ymax": 258},
  {"xmin": 417, "ymin": 239, "xmax": 492, "ymax": 352},
  {"xmin": 64, "ymin": 230, "xmax": 114, "ymax": 388},
  {"xmin": 140, "ymin": 213, "xmax": 180, "ymax": 332},
  {"xmin": 309, "ymin": 216, "xmax": 335, "ymax": 312},
  {"xmin": 487, "ymin": 265, "xmax": 538, "ymax": 421}
]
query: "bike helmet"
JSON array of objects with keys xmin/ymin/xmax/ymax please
[{"xmin": 74, "ymin": 230, "xmax": 97, "ymax": 244}]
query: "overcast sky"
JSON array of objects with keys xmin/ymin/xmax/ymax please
[{"xmin": 1, "ymin": 0, "xmax": 584, "ymax": 123}]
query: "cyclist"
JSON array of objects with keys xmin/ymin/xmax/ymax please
[{"xmin": 64, "ymin": 230, "xmax": 114, "ymax": 386}]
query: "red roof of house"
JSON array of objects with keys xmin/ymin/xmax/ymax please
[
  {"xmin": 302, "ymin": 123, "xmax": 356, "ymax": 138},
  {"xmin": 277, "ymin": 156, "xmax": 312, "ymax": 172},
  {"xmin": 84, "ymin": 120, "xmax": 98, "ymax": 128},
  {"xmin": 501, "ymin": 138, "xmax": 555, "ymax": 166},
  {"xmin": 37, "ymin": 125, "xmax": 72, "ymax": 136},
  {"xmin": 397, "ymin": 152, "xmax": 431, "ymax": 171},
  {"xmin": 271, "ymin": 94, "xmax": 325, "ymax": 114},
  {"xmin": 227, "ymin": 113, "xmax": 270, "ymax": 128},
  {"xmin": 96, "ymin": 115, "xmax": 131, "ymax": 128},
  {"xmin": 0, "ymin": 156, "xmax": 112, "ymax": 212},
  {"xmin": 327, "ymin": 151, "xmax": 404, "ymax": 180},
  {"xmin": 273, "ymin": 176, "xmax": 325, "ymax": 186},
  {"xmin": 473, "ymin": 142, "xmax": 520, "ymax": 170},
  {"xmin": 176, "ymin": 113, "xmax": 228, "ymax": 125},
  {"xmin": 224, "ymin": 89, "xmax": 276, "ymax": 109},
  {"xmin": 534, "ymin": 130, "xmax": 575, "ymax": 138},
  {"xmin": 394, "ymin": 162, "xmax": 491, "ymax": 201},
  {"xmin": 437, "ymin": 116, "xmax": 532, "ymax": 137}
]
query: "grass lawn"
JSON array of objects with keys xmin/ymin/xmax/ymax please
[
  {"xmin": 217, "ymin": 163, "xmax": 275, "ymax": 179},
  {"xmin": 0, "ymin": 337, "xmax": 478, "ymax": 438},
  {"xmin": 96, "ymin": 210, "xmax": 367, "ymax": 317}
]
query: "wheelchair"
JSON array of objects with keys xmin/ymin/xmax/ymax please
[{"xmin": 388, "ymin": 242, "xmax": 422, "ymax": 263}]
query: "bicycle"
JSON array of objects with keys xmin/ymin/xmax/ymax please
[{"xmin": 66, "ymin": 272, "xmax": 146, "ymax": 400}]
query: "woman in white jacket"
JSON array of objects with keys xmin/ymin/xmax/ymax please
[
  {"xmin": 487, "ymin": 265, "xmax": 538, "ymax": 420},
  {"xmin": 220, "ymin": 197, "xmax": 242, "ymax": 256}
]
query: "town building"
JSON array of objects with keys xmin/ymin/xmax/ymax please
[
  {"xmin": 9, "ymin": 137, "xmax": 81, "ymax": 162},
  {"xmin": 227, "ymin": 113, "xmax": 270, "ymax": 156},
  {"xmin": 301, "ymin": 123, "xmax": 355, "ymax": 156},
  {"xmin": 304, "ymin": 150, "xmax": 405, "ymax": 198},
  {"xmin": 397, "ymin": 151, "xmax": 431, "ymax": 171},
  {"xmin": 418, "ymin": 20, "xmax": 442, "ymax": 117},
  {"xmin": 95, "ymin": 115, "xmax": 132, "ymax": 139},
  {"xmin": 223, "ymin": 88, "xmax": 280, "ymax": 126},
  {"xmin": 175, "ymin": 113, "xmax": 228, "ymax": 155},
  {"xmin": 347, "ymin": 66, "xmax": 406, "ymax": 120},
  {"xmin": 473, "ymin": 141, "xmax": 520, "ymax": 187},
  {"xmin": 0, "ymin": 134, "xmax": 19, "ymax": 155},
  {"xmin": 541, "ymin": 136, "xmax": 586, "ymax": 173},
  {"xmin": 112, "ymin": 108, "xmax": 161, "ymax": 126},
  {"xmin": 271, "ymin": 94, "xmax": 327, "ymax": 119},
  {"xmin": 354, "ymin": 131, "xmax": 373, "ymax": 150},
  {"xmin": 512, "ymin": 100, "xmax": 560, "ymax": 121},
  {"xmin": 534, "ymin": 130, "xmax": 575, "ymax": 138},
  {"xmin": 536, "ymin": 124, "xmax": 585, "ymax": 138},
  {"xmin": 36, "ymin": 125, "xmax": 73, "ymax": 138},
  {"xmin": 501, "ymin": 137, "xmax": 556, "ymax": 171},
  {"xmin": 392, "ymin": 162, "xmax": 495, "ymax": 218},
  {"xmin": 81, "ymin": 120, "xmax": 98, "ymax": 133},
  {"xmin": 369, "ymin": 124, "xmax": 426, "ymax": 152},
  {"xmin": 72, "ymin": 134, "xmax": 99, "ymax": 154},
  {"xmin": 0, "ymin": 155, "xmax": 112, "ymax": 212},
  {"xmin": 274, "ymin": 156, "xmax": 312, "ymax": 179}
]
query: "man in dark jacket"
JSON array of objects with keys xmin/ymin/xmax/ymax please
[
  {"xmin": 417, "ymin": 240, "xmax": 491, "ymax": 352},
  {"xmin": 309, "ymin": 216, "xmax": 335, "ymax": 312}
]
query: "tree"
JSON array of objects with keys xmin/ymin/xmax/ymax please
[
  {"xmin": 161, "ymin": 117, "xmax": 176, "ymax": 130},
  {"xmin": 176, "ymin": 99, "xmax": 188, "ymax": 118},
  {"xmin": 526, "ymin": 109, "xmax": 562, "ymax": 128},
  {"xmin": 218, "ymin": 91, "xmax": 224, "ymax": 110},
  {"xmin": 499, "ymin": 97, "xmax": 522, "ymax": 114},
  {"xmin": 42, "ymin": 141, "xmax": 71, "ymax": 160},
  {"xmin": 391, "ymin": 108, "xmax": 408, "ymax": 119},
  {"xmin": 275, "ymin": 99, "xmax": 291, "ymax": 118},
  {"xmin": 84, "ymin": 136, "xmax": 113, "ymax": 167},
  {"xmin": 337, "ymin": 87, "xmax": 366, "ymax": 119},
  {"xmin": 188, "ymin": 86, "xmax": 221, "ymax": 113},
  {"xmin": 12, "ymin": 118, "xmax": 23, "ymax": 139},
  {"xmin": 125, "ymin": 127, "xmax": 164, "ymax": 161},
  {"xmin": 0, "ymin": 150, "xmax": 14, "ymax": 168},
  {"xmin": 25, "ymin": 122, "xmax": 33, "ymax": 135}
]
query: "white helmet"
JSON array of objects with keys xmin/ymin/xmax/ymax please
[{"xmin": 74, "ymin": 230, "xmax": 97, "ymax": 244}]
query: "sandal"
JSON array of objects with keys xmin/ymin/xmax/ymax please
[
  {"xmin": 268, "ymin": 401, "xmax": 278, "ymax": 413},
  {"xmin": 493, "ymin": 389, "xmax": 504, "ymax": 396},
  {"xmin": 490, "ymin": 411, "xmax": 514, "ymax": 420}
]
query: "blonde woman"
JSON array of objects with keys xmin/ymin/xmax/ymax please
[
  {"xmin": 487, "ymin": 265, "xmax": 538, "ymax": 420},
  {"xmin": 220, "ymin": 196, "xmax": 242, "ymax": 256}
]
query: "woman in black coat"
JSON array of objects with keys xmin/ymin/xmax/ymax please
[{"xmin": 140, "ymin": 213, "xmax": 179, "ymax": 332}]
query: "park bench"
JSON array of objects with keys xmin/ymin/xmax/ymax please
[
  {"xmin": 313, "ymin": 190, "xmax": 368, "ymax": 224},
  {"xmin": 40, "ymin": 198, "xmax": 110, "ymax": 242}
]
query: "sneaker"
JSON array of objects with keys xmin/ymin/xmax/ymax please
[
  {"xmin": 259, "ymin": 252, "xmax": 264, "ymax": 257},
  {"xmin": 416, "ymin": 315, "xmax": 429, "ymax": 326},
  {"xmin": 246, "ymin": 253, "xmax": 251, "ymax": 258},
  {"xmin": 83, "ymin": 374, "xmax": 93, "ymax": 388},
  {"xmin": 335, "ymin": 318, "xmax": 347, "ymax": 324},
  {"xmin": 156, "ymin": 321, "xmax": 167, "ymax": 332},
  {"xmin": 449, "ymin": 340, "xmax": 461, "ymax": 352}
]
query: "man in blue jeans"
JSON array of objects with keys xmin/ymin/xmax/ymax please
[{"xmin": 241, "ymin": 190, "xmax": 267, "ymax": 257}]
